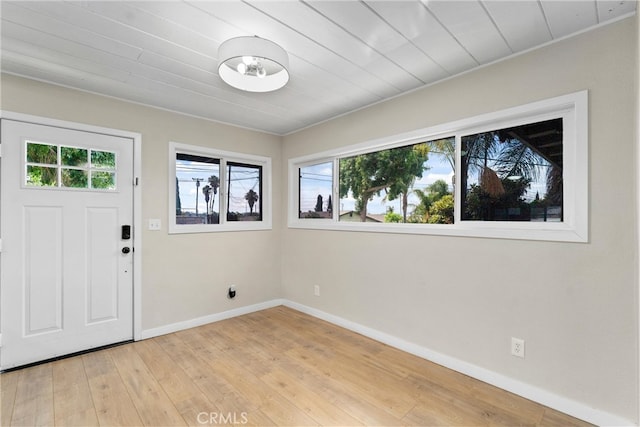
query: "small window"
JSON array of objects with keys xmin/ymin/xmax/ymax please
[
  {"xmin": 175, "ymin": 153, "xmax": 220, "ymax": 225},
  {"xmin": 299, "ymin": 161, "xmax": 333, "ymax": 219},
  {"xmin": 90, "ymin": 150, "xmax": 117, "ymax": 189},
  {"xmin": 226, "ymin": 162, "xmax": 262, "ymax": 222},
  {"xmin": 25, "ymin": 141, "xmax": 117, "ymax": 190},
  {"xmin": 26, "ymin": 142, "xmax": 59, "ymax": 187},
  {"xmin": 169, "ymin": 142, "xmax": 272, "ymax": 233}
]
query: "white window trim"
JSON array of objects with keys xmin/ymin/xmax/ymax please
[
  {"xmin": 288, "ymin": 91, "xmax": 588, "ymax": 242},
  {"xmin": 169, "ymin": 141, "xmax": 272, "ymax": 234}
]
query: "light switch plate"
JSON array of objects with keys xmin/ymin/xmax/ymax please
[{"xmin": 148, "ymin": 219, "xmax": 161, "ymax": 230}]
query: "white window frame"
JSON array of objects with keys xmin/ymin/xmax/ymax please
[
  {"xmin": 288, "ymin": 91, "xmax": 588, "ymax": 242},
  {"xmin": 169, "ymin": 141, "xmax": 272, "ymax": 234}
]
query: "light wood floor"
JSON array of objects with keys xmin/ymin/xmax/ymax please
[{"xmin": 1, "ymin": 306, "xmax": 593, "ymax": 426}]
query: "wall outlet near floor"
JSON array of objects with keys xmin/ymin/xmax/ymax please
[
  {"xmin": 511, "ymin": 337, "xmax": 525, "ymax": 358},
  {"xmin": 314, "ymin": 285, "xmax": 320, "ymax": 296}
]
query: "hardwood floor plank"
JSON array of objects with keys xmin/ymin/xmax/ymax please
[
  {"xmin": 286, "ymin": 367, "xmax": 404, "ymax": 426},
  {"xmin": 285, "ymin": 341, "xmax": 416, "ymax": 418},
  {"xmin": 412, "ymin": 382, "xmax": 538, "ymax": 426},
  {"xmin": 154, "ymin": 332, "xmax": 278, "ymax": 427},
  {"xmin": 260, "ymin": 367, "xmax": 364, "ymax": 425},
  {"xmin": 163, "ymin": 329, "xmax": 255, "ymax": 408},
  {"xmin": 375, "ymin": 344, "xmax": 547, "ymax": 425},
  {"xmin": 272, "ymin": 341, "xmax": 404, "ymax": 424},
  {"xmin": 248, "ymin": 393, "xmax": 318, "ymax": 427},
  {"xmin": 467, "ymin": 378, "xmax": 547, "ymax": 424},
  {"xmin": 1, "ymin": 370, "xmax": 19, "ymax": 426},
  {"xmin": 51, "ymin": 357, "xmax": 99, "ymax": 426},
  {"xmin": 194, "ymin": 324, "xmax": 277, "ymax": 378},
  {"xmin": 133, "ymin": 338, "xmax": 223, "ymax": 426},
  {"xmin": 108, "ymin": 344, "xmax": 187, "ymax": 426},
  {"xmin": 82, "ymin": 349, "xmax": 144, "ymax": 426},
  {"xmin": 180, "ymin": 327, "xmax": 319, "ymax": 426},
  {"xmin": 11, "ymin": 364, "xmax": 54, "ymax": 426},
  {"xmin": 539, "ymin": 408, "xmax": 594, "ymax": 426}
]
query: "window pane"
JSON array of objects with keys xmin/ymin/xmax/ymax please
[
  {"xmin": 91, "ymin": 171, "xmax": 116, "ymax": 190},
  {"xmin": 461, "ymin": 118, "xmax": 563, "ymax": 222},
  {"xmin": 62, "ymin": 168, "xmax": 88, "ymax": 188},
  {"xmin": 24, "ymin": 143, "xmax": 122, "ymax": 192},
  {"xmin": 26, "ymin": 165, "xmax": 58, "ymax": 186},
  {"xmin": 299, "ymin": 162, "xmax": 333, "ymax": 219},
  {"xmin": 26, "ymin": 142, "xmax": 57, "ymax": 165},
  {"xmin": 339, "ymin": 138, "xmax": 455, "ymax": 224},
  {"xmin": 176, "ymin": 153, "xmax": 220, "ymax": 225},
  {"xmin": 91, "ymin": 150, "xmax": 116, "ymax": 169},
  {"xmin": 227, "ymin": 163, "xmax": 261, "ymax": 222},
  {"xmin": 61, "ymin": 146, "xmax": 88, "ymax": 167}
]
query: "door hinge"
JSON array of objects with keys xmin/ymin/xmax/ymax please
[{"xmin": 134, "ymin": 177, "xmax": 139, "ymax": 186}]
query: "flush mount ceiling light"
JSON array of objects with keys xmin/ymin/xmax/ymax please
[{"xmin": 218, "ymin": 36, "xmax": 290, "ymax": 93}]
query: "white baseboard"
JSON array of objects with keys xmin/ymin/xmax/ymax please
[
  {"xmin": 138, "ymin": 299, "xmax": 635, "ymax": 426},
  {"xmin": 282, "ymin": 300, "xmax": 636, "ymax": 427},
  {"xmin": 139, "ymin": 299, "xmax": 284, "ymax": 340}
]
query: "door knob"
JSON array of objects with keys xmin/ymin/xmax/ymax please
[{"xmin": 122, "ymin": 247, "xmax": 131, "ymax": 254}]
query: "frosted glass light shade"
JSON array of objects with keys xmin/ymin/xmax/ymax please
[{"xmin": 218, "ymin": 36, "xmax": 290, "ymax": 93}]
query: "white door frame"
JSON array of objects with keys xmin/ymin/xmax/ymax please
[{"xmin": 0, "ymin": 111, "xmax": 143, "ymax": 343}]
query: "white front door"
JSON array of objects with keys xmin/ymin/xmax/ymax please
[{"xmin": 1, "ymin": 119, "xmax": 134, "ymax": 370}]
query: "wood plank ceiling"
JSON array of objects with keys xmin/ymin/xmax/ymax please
[{"xmin": 1, "ymin": 1, "xmax": 636, "ymax": 135}]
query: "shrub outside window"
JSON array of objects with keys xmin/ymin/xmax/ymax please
[
  {"xmin": 25, "ymin": 141, "xmax": 117, "ymax": 190},
  {"xmin": 288, "ymin": 91, "xmax": 587, "ymax": 242},
  {"xmin": 461, "ymin": 118, "xmax": 563, "ymax": 222},
  {"xmin": 338, "ymin": 138, "xmax": 455, "ymax": 224},
  {"xmin": 169, "ymin": 142, "xmax": 272, "ymax": 233}
]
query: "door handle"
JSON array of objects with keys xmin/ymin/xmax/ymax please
[{"xmin": 122, "ymin": 247, "xmax": 131, "ymax": 254}]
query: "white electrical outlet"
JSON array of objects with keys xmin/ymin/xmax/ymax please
[
  {"xmin": 314, "ymin": 285, "xmax": 320, "ymax": 296},
  {"xmin": 511, "ymin": 337, "xmax": 525, "ymax": 358}
]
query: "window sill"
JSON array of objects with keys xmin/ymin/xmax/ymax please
[
  {"xmin": 169, "ymin": 221, "xmax": 272, "ymax": 234},
  {"xmin": 287, "ymin": 220, "xmax": 587, "ymax": 243}
]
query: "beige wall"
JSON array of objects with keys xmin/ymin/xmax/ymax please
[
  {"xmin": 0, "ymin": 73, "xmax": 283, "ymax": 330},
  {"xmin": 282, "ymin": 17, "xmax": 638, "ymax": 422}
]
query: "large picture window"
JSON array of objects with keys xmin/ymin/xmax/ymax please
[
  {"xmin": 170, "ymin": 142, "xmax": 272, "ymax": 233},
  {"xmin": 338, "ymin": 138, "xmax": 454, "ymax": 224},
  {"xmin": 288, "ymin": 91, "xmax": 587, "ymax": 242}
]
